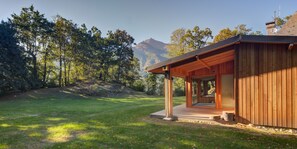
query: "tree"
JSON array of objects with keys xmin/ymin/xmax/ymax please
[
  {"xmin": 145, "ymin": 73, "xmax": 157, "ymax": 95},
  {"xmin": 0, "ymin": 21, "xmax": 30, "ymax": 94},
  {"xmin": 77, "ymin": 24, "xmax": 95, "ymax": 78},
  {"xmin": 90, "ymin": 26, "xmax": 103, "ymax": 78},
  {"xmin": 107, "ymin": 29, "xmax": 135, "ymax": 84},
  {"xmin": 233, "ymin": 24, "xmax": 252, "ymax": 35},
  {"xmin": 275, "ymin": 15, "xmax": 292, "ymax": 27},
  {"xmin": 213, "ymin": 24, "xmax": 262, "ymax": 43},
  {"xmin": 1, "ymin": 5, "xmax": 143, "ymax": 95},
  {"xmin": 101, "ymin": 38, "xmax": 114, "ymax": 81},
  {"xmin": 120, "ymin": 57, "xmax": 141, "ymax": 86},
  {"xmin": 166, "ymin": 28, "xmax": 190, "ymax": 57},
  {"xmin": 53, "ymin": 15, "xmax": 74, "ymax": 86},
  {"xmin": 39, "ymin": 21, "xmax": 54, "ymax": 85},
  {"xmin": 181, "ymin": 26, "xmax": 213, "ymax": 50},
  {"xmin": 213, "ymin": 28, "xmax": 237, "ymax": 43},
  {"xmin": 11, "ymin": 5, "xmax": 49, "ymax": 88},
  {"xmin": 156, "ymin": 75, "xmax": 165, "ymax": 96},
  {"xmin": 167, "ymin": 26, "xmax": 213, "ymax": 56}
]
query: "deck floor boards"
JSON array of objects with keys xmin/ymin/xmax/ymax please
[{"xmin": 150, "ymin": 104, "xmax": 234, "ymax": 121}]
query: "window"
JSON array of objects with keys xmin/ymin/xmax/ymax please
[{"xmin": 200, "ymin": 77, "xmax": 215, "ymax": 98}]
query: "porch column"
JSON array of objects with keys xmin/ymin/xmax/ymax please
[
  {"xmin": 164, "ymin": 70, "xmax": 173, "ymax": 120},
  {"xmin": 215, "ymin": 68, "xmax": 222, "ymax": 109},
  {"xmin": 185, "ymin": 75, "xmax": 193, "ymax": 107}
]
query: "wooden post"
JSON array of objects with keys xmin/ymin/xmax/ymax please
[
  {"xmin": 234, "ymin": 44, "xmax": 239, "ymax": 121},
  {"xmin": 215, "ymin": 67, "xmax": 222, "ymax": 109},
  {"xmin": 164, "ymin": 70, "xmax": 174, "ymax": 120},
  {"xmin": 185, "ymin": 74, "xmax": 193, "ymax": 107}
]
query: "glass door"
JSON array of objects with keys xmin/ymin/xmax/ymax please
[{"xmin": 221, "ymin": 74, "xmax": 234, "ymax": 108}]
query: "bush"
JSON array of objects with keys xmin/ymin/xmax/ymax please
[
  {"xmin": 131, "ymin": 80, "xmax": 145, "ymax": 92},
  {"xmin": 174, "ymin": 88, "xmax": 185, "ymax": 96}
]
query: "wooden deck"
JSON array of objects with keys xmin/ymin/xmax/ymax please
[{"xmin": 150, "ymin": 104, "xmax": 234, "ymax": 121}]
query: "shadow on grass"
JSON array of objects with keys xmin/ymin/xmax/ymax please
[{"xmin": 0, "ymin": 89, "xmax": 296, "ymax": 148}]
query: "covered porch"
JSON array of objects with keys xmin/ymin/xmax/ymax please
[
  {"xmin": 147, "ymin": 42, "xmax": 237, "ymax": 121},
  {"xmin": 146, "ymin": 35, "xmax": 297, "ymax": 128}
]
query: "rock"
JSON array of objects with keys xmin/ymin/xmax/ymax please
[
  {"xmin": 288, "ymin": 129, "xmax": 294, "ymax": 133},
  {"xmin": 221, "ymin": 111, "xmax": 235, "ymax": 121},
  {"xmin": 248, "ymin": 124, "xmax": 254, "ymax": 127}
]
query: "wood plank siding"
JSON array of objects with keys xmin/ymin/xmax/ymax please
[
  {"xmin": 189, "ymin": 60, "xmax": 234, "ymax": 109},
  {"xmin": 148, "ymin": 36, "xmax": 297, "ymax": 129},
  {"xmin": 236, "ymin": 43, "xmax": 297, "ymax": 128}
]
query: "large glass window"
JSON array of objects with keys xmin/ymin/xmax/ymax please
[
  {"xmin": 221, "ymin": 74, "xmax": 234, "ymax": 108},
  {"xmin": 200, "ymin": 77, "xmax": 215, "ymax": 98},
  {"xmin": 193, "ymin": 76, "xmax": 216, "ymax": 106}
]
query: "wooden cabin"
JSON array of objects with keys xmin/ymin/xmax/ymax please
[{"xmin": 146, "ymin": 35, "xmax": 297, "ymax": 129}]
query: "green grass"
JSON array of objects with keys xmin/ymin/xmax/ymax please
[{"xmin": 0, "ymin": 88, "xmax": 296, "ymax": 149}]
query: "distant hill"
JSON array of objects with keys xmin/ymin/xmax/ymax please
[{"xmin": 133, "ymin": 38, "xmax": 168, "ymax": 75}]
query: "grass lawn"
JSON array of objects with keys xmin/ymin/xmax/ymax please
[{"xmin": 0, "ymin": 88, "xmax": 297, "ymax": 149}]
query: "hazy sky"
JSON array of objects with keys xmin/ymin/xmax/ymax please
[{"xmin": 0, "ymin": 0, "xmax": 296, "ymax": 43}]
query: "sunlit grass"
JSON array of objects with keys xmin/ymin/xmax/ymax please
[
  {"xmin": 47, "ymin": 123, "xmax": 87, "ymax": 142},
  {"xmin": 0, "ymin": 89, "xmax": 296, "ymax": 148}
]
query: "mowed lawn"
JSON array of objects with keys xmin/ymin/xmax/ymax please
[{"xmin": 0, "ymin": 89, "xmax": 297, "ymax": 149}]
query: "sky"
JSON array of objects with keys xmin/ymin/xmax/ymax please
[{"xmin": 0, "ymin": 0, "xmax": 296, "ymax": 43}]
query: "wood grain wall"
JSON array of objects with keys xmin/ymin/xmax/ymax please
[
  {"xmin": 197, "ymin": 97, "xmax": 215, "ymax": 103},
  {"xmin": 190, "ymin": 60, "xmax": 234, "ymax": 109},
  {"xmin": 236, "ymin": 43, "xmax": 297, "ymax": 128},
  {"xmin": 191, "ymin": 60, "xmax": 234, "ymax": 77}
]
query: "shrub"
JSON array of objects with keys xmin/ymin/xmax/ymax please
[
  {"xmin": 174, "ymin": 88, "xmax": 185, "ymax": 96},
  {"xmin": 131, "ymin": 80, "xmax": 145, "ymax": 92}
]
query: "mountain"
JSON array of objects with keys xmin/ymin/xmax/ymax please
[{"xmin": 133, "ymin": 38, "xmax": 168, "ymax": 75}]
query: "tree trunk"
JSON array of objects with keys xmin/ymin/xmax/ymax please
[
  {"xmin": 43, "ymin": 57, "xmax": 47, "ymax": 84},
  {"xmin": 46, "ymin": 71, "xmax": 50, "ymax": 84},
  {"xmin": 117, "ymin": 54, "xmax": 122, "ymax": 83},
  {"xmin": 32, "ymin": 55, "xmax": 38, "ymax": 82},
  {"xmin": 64, "ymin": 59, "xmax": 67, "ymax": 86},
  {"xmin": 67, "ymin": 62, "xmax": 71, "ymax": 84},
  {"xmin": 75, "ymin": 66, "xmax": 78, "ymax": 82},
  {"xmin": 59, "ymin": 46, "xmax": 62, "ymax": 87},
  {"xmin": 33, "ymin": 36, "xmax": 39, "ymax": 86},
  {"xmin": 117, "ymin": 64, "xmax": 121, "ymax": 83},
  {"xmin": 104, "ymin": 66, "xmax": 108, "ymax": 81},
  {"xmin": 43, "ymin": 46, "xmax": 48, "ymax": 85}
]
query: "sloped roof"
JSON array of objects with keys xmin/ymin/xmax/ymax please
[
  {"xmin": 146, "ymin": 35, "xmax": 297, "ymax": 72},
  {"xmin": 277, "ymin": 12, "xmax": 297, "ymax": 35}
]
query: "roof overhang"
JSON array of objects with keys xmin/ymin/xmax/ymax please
[{"xmin": 146, "ymin": 35, "xmax": 297, "ymax": 74}]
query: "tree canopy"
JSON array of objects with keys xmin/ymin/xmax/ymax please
[
  {"xmin": 166, "ymin": 28, "xmax": 188, "ymax": 57},
  {"xmin": 181, "ymin": 26, "xmax": 213, "ymax": 50},
  {"xmin": 0, "ymin": 21, "xmax": 31, "ymax": 94},
  {"xmin": 165, "ymin": 26, "xmax": 213, "ymax": 96},
  {"xmin": 213, "ymin": 24, "xmax": 262, "ymax": 43},
  {"xmin": 0, "ymin": 5, "xmax": 141, "ymax": 95},
  {"xmin": 167, "ymin": 26, "xmax": 213, "ymax": 57},
  {"xmin": 275, "ymin": 15, "xmax": 292, "ymax": 27}
]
